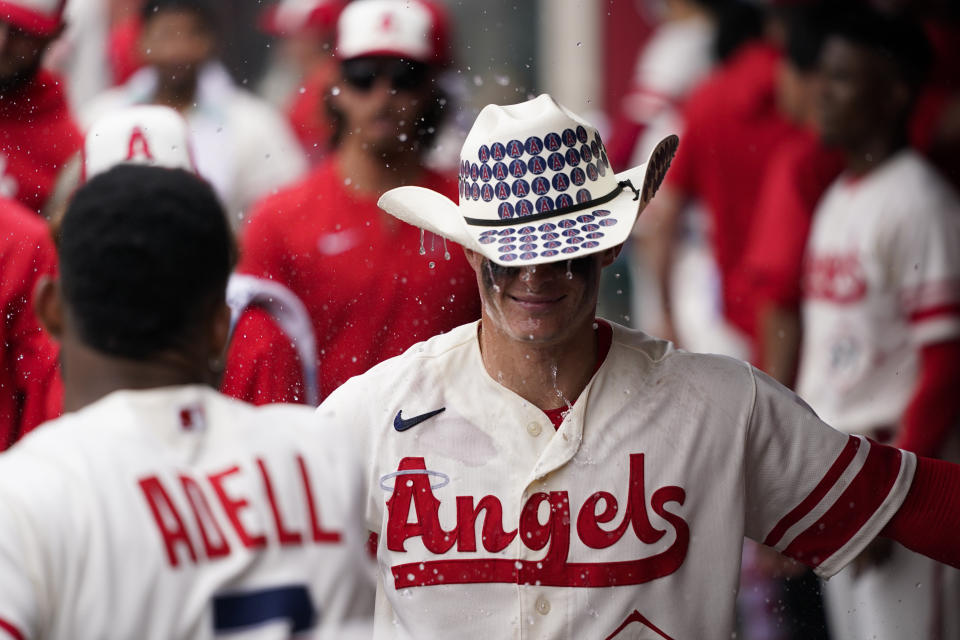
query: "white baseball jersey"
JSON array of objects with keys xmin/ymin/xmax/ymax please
[
  {"xmin": 797, "ymin": 149, "xmax": 960, "ymax": 434},
  {"xmin": 319, "ymin": 321, "xmax": 915, "ymax": 640},
  {"xmin": 0, "ymin": 386, "xmax": 374, "ymax": 640}
]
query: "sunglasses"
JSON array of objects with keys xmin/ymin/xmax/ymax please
[{"xmin": 341, "ymin": 58, "xmax": 430, "ymax": 92}]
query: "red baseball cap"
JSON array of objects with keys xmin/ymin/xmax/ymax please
[
  {"xmin": 336, "ymin": 0, "xmax": 451, "ymax": 66},
  {"xmin": 0, "ymin": 0, "xmax": 65, "ymax": 37},
  {"xmin": 259, "ymin": 0, "xmax": 346, "ymax": 37}
]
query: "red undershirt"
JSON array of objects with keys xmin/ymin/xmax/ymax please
[{"xmin": 542, "ymin": 319, "xmax": 613, "ymax": 429}]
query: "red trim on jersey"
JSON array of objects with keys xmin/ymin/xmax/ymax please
[
  {"xmin": 909, "ymin": 302, "xmax": 960, "ymax": 324},
  {"xmin": 0, "ymin": 616, "xmax": 26, "ymax": 640},
  {"xmin": 542, "ymin": 320, "xmax": 613, "ymax": 429},
  {"xmin": 763, "ymin": 435, "xmax": 861, "ymax": 548},
  {"xmin": 783, "ymin": 443, "xmax": 902, "ymax": 566},
  {"xmin": 882, "ymin": 456, "xmax": 960, "ymax": 570}
]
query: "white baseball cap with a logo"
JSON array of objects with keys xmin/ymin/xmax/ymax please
[
  {"xmin": 0, "ymin": 0, "xmax": 65, "ymax": 36},
  {"xmin": 336, "ymin": 0, "xmax": 450, "ymax": 65},
  {"xmin": 82, "ymin": 105, "xmax": 197, "ymax": 181}
]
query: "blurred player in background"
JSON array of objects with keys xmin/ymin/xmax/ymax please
[
  {"xmin": 258, "ymin": 0, "xmax": 346, "ymax": 164},
  {"xmin": 0, "ymin": 0, "xmax": 81, "ymax": 213},
  {"xmin": 0, "ymin": 195, "xmax": 59, "ymax": 450},
  {"xmin": 0, "ymin": 165, "xmax": 373, "ymax": 639},
  {"xmin": 81, "ymin": 0, "xmax": 306, "ymax": 228},
  {"xmin": 230, "ymin": 0, "xmax": 480, "ymax": 405},
  {"xmin": 797, "ymin": 9, "xmax": 960, "ymax": 639}
]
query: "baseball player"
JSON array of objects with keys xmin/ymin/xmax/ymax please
[
  {"xmin": 0, "ymin": 0, "xmax": 82, "ymax": 213},
  {"xmin": 232, "ymin": 0, "xmax": 480, "ymax": 404},
  {"xmin": 0, "ymin": 165, "xmax": 373, "ymax": 639},
  {"xmin": 796, "ymin": 10, "xmax": 960, "ymax": 640},
  {"xmin": 81, "ymin": 0, "xmax": 307, "ymax": 229},
  {"xmin": 0, "ymin": 195, "xmax": 59, "ymax": 450},
  {"xmin": 318, "ymin": 94, "xmax": 960, "ymax": 640}
]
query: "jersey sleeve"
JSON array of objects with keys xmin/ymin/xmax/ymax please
[
  {"xmin": 889, "ymin": 191, "xmax": 960, "ymax": 346},
  {"xmin": 0, "ymin": 453, "xmax": 52, "ymax": 638},
  {"xmin": 743, "ymin": 367, "xmax": 916, "ymax": 578},
  {"xmin": 316, "ymin": 377, "xmax": 382, "ymax": 535},
  {"xmin": 221, "ymin": 306, "xmax": 307, "ymax": 405}
]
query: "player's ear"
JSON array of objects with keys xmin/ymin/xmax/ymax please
[
  {"xmin": 462, "ymin": 247, "xmax": 484, "ymax": 274},
  {"xmin": 33, "ymin": 275, "xmax": 64, "ymax": 341},
  {"xmin": 210, "ymin": 300, "xmax": 232, "ymax": 359}
]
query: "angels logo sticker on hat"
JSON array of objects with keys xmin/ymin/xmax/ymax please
[{"xmin": 378, "ymin": 94, "xmax": 678, "ymax": 266}]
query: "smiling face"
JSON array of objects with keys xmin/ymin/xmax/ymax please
[{"xmin": 465, "ymin": 248, "xmax": 616, "ymax": 347}]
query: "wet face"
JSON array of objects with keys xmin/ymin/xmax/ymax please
[
  {"xmin": 333, "ymin": 56, "xmax": 434, "ymax": 155},
  {"xmin": 140, "ymin": 9, "xmax": 215, "ymax": 92},
  {"xmin": 465, "ymin": 248, "xmax": 616, "ymax": 346},
  {"xmin": 817, "ymin": 36, "xmax": 906, "ymax": 149},
  {"xmin": 0, "ymin": 21, "xmax": 55, "ymax": 92}
]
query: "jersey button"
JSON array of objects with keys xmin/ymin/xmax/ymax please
[
  {"xmin": 526, "ymin": 421, "xmax": 543, "ymax": 437},
  {"xmin": 535, "ymin": 596, "xmax": 550, "ymax": 615}
]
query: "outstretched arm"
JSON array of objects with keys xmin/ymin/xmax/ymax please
[{"xmin": 881, "ymin": 454, "xmax": 960, "ymax": 569}]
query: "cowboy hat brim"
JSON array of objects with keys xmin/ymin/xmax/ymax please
[{"xmin": 378, "ymin": 134, "xmax": 678, "ymax": 266}]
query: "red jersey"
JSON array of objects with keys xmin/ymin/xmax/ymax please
[
  {"xmin": 232, "ymin": 157, "xmax": 481, "ymax": 401},
  {"xmin": 666, "ymin": 43, "xmax": 798, "ymax": 338},
  {"xmin": 0, "ymin": 71, "xmax": 82, "ymax": 213},
  {"xmin": 221, "ymin": 307, "xmax": 307, "ymax": 405},
  {"xmin": 0, "ymin": 197, "xmax": 60, "ymax": 449},
  {"xmin": 740, "ymin": 128, "xmax": 845, "ymax": 312}
]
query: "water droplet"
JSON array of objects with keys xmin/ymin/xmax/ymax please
[
  {"xmin": 330, "ymin": 85, "xmax": 341, "ymax": 96},
  {"xmin": 576, "ymin": 41, "xmax": 582, "ymax": 47},
  {"xmin": 419, "ymin": 229, "xmax": 426, "ymax": 255},
  {"xmin": 428, "ymin": 261, "xmax": 436, "ymax": 269},
  {"xmin": 298, "ymin": 86, "xmax": 306, "ymax": 94}
]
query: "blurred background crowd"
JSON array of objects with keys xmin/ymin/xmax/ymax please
[{"xmin": 1, "ymin": 0, "xmax": 959, "ymax": 638}]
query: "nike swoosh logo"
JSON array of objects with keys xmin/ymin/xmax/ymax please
[{"xmin": 394, "ymin": 408, "xmax": 445, "ymax": 432}]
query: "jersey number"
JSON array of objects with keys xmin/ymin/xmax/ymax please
[{"xmin": 213, "ymin": 585, "xmax": 316, "ymax": 634}]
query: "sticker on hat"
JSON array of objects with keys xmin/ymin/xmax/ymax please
[
  {"xmin": 378, "ymin": 94, "xmax": 678, "ymax": 266},
  {"xmin": 82, "ymin": 105, "xmax": 197, "ymax": 181}
]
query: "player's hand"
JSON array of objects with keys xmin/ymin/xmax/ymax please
[
  {"xmin": 851, "ymin": 537, "xmax": 896, "ymax": 578},
  {"xmin": 754, "ymin": 544, "xmax": 808, "ymax": 579}
]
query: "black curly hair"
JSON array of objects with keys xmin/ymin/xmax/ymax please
[{"xmin": 58, "ymin": 165, "xmax": 235, "ymax": 359}]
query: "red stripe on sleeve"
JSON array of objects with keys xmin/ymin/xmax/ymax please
[
  {"xmin": 0, "ymin": 618, "xmax": 25, "ymax": 640},
  {"xmin": 763, "ymin": 435, "xmax": 861, "ymax": 548},
  {"xmin": 909, "ymin": 302, "xmax": 960, "ymax": 323},
  {"xmin": 783, "ymin": 443, "xmax": 903, "ymax": 566}
]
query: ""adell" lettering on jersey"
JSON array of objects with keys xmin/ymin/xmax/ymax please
[{"xmin": 138, "ymin": 454, "xmax": 341, "ymax": 567}]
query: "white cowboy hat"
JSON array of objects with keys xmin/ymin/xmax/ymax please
[{"xmin": 378, "ymin": 94, "xmax": 678, "ymax": 266}]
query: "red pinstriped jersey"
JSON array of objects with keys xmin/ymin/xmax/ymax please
[
  {"xmin": 320, "ymin": 321, "xmax": 915, "ymax": 640},
  {"xmin": 798, "ymin": 150, "xmax": 960, "ymax": 434}
]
